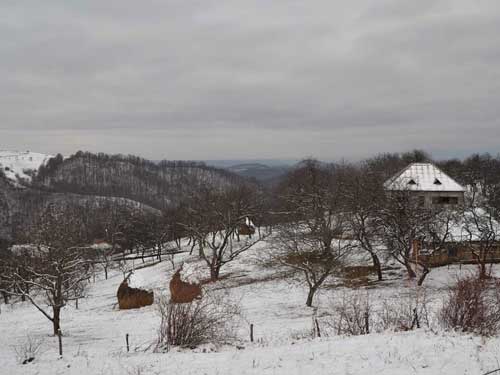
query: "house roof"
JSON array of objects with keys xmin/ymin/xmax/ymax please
[{"xmin": 384, "ymin": 163, "xmax": 465, "ymax": 192}]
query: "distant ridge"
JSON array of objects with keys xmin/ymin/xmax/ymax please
[{"xmin": 226, "ymin": 162, "xmax": 290, "ymax": 184}]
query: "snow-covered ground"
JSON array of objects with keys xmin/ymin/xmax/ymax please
[
  {"xmin": 1, "ymin": 239, "xmax": 500, "ymax": 374},
  {"xmin": 0, "ymin": 150, "xmax": 52, "ymax": 186}
]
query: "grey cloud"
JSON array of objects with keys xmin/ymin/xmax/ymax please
[{"xmin": 1, "ymin": 0, "xmax": 499, "ymax": 160}]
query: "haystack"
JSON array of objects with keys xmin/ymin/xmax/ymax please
[
  {"xmin": 116, "ymin": 280, "xmax": 154, "ymax": 310},
  {"xmin": 169, "ymin": 268, "xmax": 202, "ymax": 303}
]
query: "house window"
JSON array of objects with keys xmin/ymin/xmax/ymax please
[
  {"xmin": 434, "ymin": 178, "xmax": 442, "ymax": 185},
  {"xmin": 408, "ymin": 179, "xmax": 417, "ymax": 186},
  {"xmin": 432, "ymin": 196, "xmax": 459, "ymax": 205}
]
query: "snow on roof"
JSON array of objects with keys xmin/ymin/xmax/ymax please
[{"xmin": 384, "ymin": 163, "xmax": 465, "ymax": 192}]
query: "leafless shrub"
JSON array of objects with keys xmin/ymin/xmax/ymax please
[
  {"xmin": 439, "ymin": 276, "xmax": 500, "ymax": 336},
  {"xmin": 155, "ymin": 290, "xmax": 240, "ymax": 351},
  {"xmin": 329, "ymin": 292, "xmax": 372, "ymax": 336},
  {"xmin": 326, "ymin": 289, "xmax": 431, "ymax": 336},
  {"xmin": 13, "ymin": 335, "xmax": 44, "ymax": 364},
  {"xmin": 378, "ymin": 290, "xmax": 430, "ymax": 332}
]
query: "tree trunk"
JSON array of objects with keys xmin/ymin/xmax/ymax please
[
  {"xmin": 371, "ymin": 253, "xmax": 383, "ymax": 281},
  {"xmin": 1, "ymin": 291, "xmax": 8, "ymax": 304},
  {"xmin": 404, "ymin": 261, "xmax": 416, "ymax": 279},
  {"xmin": 210, "ymin": 266, "xmax": 220, "ymax": 282},
  {"xmin": 306, "ymin": 286, "xmax": 317, "ymax": 307},
  {"xmin": 479, "ymin": 262, "xmax": 488, "ymax": 279},
  {"xmin": 52, "ymin": 307, "xmax": 61, "ymax": 336},
  {"xmin": 417, "ymin": 267, "xmax": 429, "ymax": 286},
  {"xmin": 104, "ymin": 265, "xmax": 108, "ymax": 280},
  {"xmin": 189, "ymin": 239, "xmax": 196, "ymax": 255}
]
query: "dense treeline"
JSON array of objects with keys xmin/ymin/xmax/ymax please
[{"xmin": 34, "ymin": 151, "xmax": 245, "ymax": 209}]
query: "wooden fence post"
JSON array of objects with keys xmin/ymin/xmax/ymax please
[
  {"xmin": 250, "ymin": 324, "xmax": 254, "ymax": 343},
  {"xmin": 126, "ymin": 333, "xmax": 130, "ymax": 352}
]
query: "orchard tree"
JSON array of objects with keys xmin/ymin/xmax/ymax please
[
  {"xmin": 181, "ymin": 184, "xmax": 265, "ymax": 281},
  {"xmin": 461, "ymin": 199, "xmax": 500, "ymax": 279},
  {"xmin": 378, "ymin": 190, "xmax": 454, "ymax": 285},
  {"xmin": 271, "ymin": 160, "xmax": 353, "ymax": 307},
  {"xmin": 343, "ymin": 163, "xmax": 385, "ymax": 281},
  {"xmin": 0, "ymin": 204, "xmax": 92, "ymax": 335}
]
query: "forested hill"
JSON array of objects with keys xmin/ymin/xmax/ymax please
[
  {"xmin": 0, "ymin": 173, "xmax": 14, "ymax": 243},
  {"xmin": 33, "ymin": 151, "xmax": 245, "ymax": 209}
]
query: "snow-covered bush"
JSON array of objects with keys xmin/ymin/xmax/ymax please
[
  {"xmin": 377, "ymin": 292, "xmax": 431, "ymax": 332},
  {"xmin": 439, "ymin": 276, "xmax": 500, "ymax": 336},
  {"xmin": 155, "ymin": 290, "xmax": 240, "ymax": 351},
  {"xmin": 327, "ymin": 290, "xmax": 431, "ymax": 336},
  {"xmin": 13, "ymin": 335, "xmax": 44, "ymax": 364},
  {"xmin": 329, "ymin": 292, "xmax": 373, "ymax": 336}
]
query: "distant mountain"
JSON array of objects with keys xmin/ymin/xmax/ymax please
[
  {"xmin": 0, "ymin": 150, "xmax": 52, "ymax": 187},
  {"xmin": 227, "ymin": 163, "xmax": 290, "ymax": 184}
]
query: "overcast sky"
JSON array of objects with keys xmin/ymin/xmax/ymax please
[{"xmin": 1, "ymin": 0, "xmax": 499, "ymax": 161}]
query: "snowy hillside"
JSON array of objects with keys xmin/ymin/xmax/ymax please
[
  {"xmin": 2, "ymin": 237, "xmax": 500, "ymax": 374},
  {"xmin": 0, "ymin": 151, "xmax": 52, "ymax": 186}
]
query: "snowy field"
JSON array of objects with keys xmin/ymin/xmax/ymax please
[{"xmin": 2, "ymin": 240, "xmax": 500, "ymax": 375}]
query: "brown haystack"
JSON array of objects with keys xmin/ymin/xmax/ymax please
[
  {"xmin": 117, "ymin": 280, "xmax": 154, "ymax": 310},
  {"xmin": 169, "ymin": 269, "xmax": 202, "ymax": 304},
  {"xmin": 239, "ymin": 223, "xmax": 255, "ymax": 236}
]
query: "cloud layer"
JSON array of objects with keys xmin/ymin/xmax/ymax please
[{"xmin": 1, "ymin": 0, "xmax": 499, "ymax": 160}]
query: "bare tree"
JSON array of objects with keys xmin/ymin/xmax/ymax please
[
  {"xmin": 0, "ymin": 204, "xmax": 92, "ymax": 335},
  {"xmin": 343, "ymin": 164, "xmax": 385, "ymax": 281},
  {"xmin": 271, "ymin": 160, "xmax": 353, "ymax": 307},
  {"xmin": 181, "ymin": 185, "xmax": 265, "ymax": 281},
  {"xmin": 378, "ymin": 189, "xmax": 454, "ymax": 285},
  {"xmin": 461, "ymin": 203, "xmax": 500, "ymax": 279}
]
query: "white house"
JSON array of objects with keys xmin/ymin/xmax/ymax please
[{"xmin": 384, "ymin": 163, "xmax": 465, "ymax": 208}]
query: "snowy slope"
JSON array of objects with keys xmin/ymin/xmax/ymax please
[
  {"xmin": 0, "ymin": 150, "xmax": 52, "ymax": 186},
  {"xmin": 2, "ymin": 238, "xmax": 500, "ymax": 374}
]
